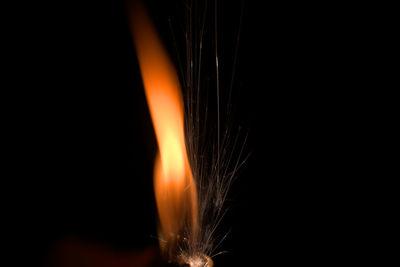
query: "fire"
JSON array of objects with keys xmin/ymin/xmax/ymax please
[{"xmin": 130, "ymin": 2, "xmax": 198, "ymax": 259}]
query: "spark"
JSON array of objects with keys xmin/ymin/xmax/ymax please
[{"xmin": 128, "ymin": 0, "xmax": 247, "ymax": 265}]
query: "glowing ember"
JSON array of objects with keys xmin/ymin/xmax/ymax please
[{"xmin": 130, "ymin": 2, "xmax": 199, "ymax": 262}]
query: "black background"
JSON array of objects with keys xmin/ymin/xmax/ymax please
[{"xmin": 20, "ymin": 0, "xmax": 372, "ymax": 266}]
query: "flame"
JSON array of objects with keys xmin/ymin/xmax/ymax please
[{"xmin": 130, "ymin": 2, "xmax": 198, "ymax": 258}]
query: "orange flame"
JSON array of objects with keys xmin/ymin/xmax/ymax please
[{"xmin": 130, "ymin": 2, "xmax": 198, "ymax": 257}]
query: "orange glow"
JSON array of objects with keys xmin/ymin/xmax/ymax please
[{"xmin": 130, "ymin": 2, "xmax": 198, "ymax": 257}]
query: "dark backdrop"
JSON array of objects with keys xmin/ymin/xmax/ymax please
[{"xmin": 24, "ymin": 0, "xmax": 365, "ymax": 266}]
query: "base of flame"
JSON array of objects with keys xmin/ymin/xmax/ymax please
[{"xmin": 176, "ymin": 253, "xmax": 213, "ymax": 267}]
